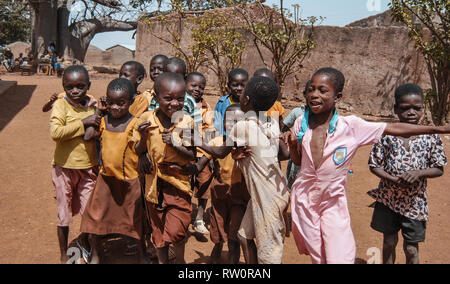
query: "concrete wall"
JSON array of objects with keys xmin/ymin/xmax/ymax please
[{"xmin": 136, "ymin": 11, "xmax": 429, "ymax": 118}]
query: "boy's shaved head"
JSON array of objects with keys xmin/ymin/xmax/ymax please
[
  {"xmin": 228, "ymin": 68, "xmax": 249, "ymax": 83},
  {"xmin": 151, "ymin": 54, "xmax": 169, "ymax": 63},
  {"xmin": 107, "ymin": 78, "xmax": 135, "ymax": 101},
  {"xmin": 154, "ymin": 72, "xmax": 186, "ymax": 95},
  {"xmin": 245, "ymin": 76, "xmax": 279, "ymax": 112},
  {"xmin": 122, "ymin": 61, "xmax": 146, "ymax": 77},
  {"xmin": 63, "ymin": 65, "xmax": 90, "ymax": 82},
  {"xmin": 253, "ymin": 68, "xmax": 274, "ymax": 80},
  {"xmin": 313, "ymin": 67, "xmax": 345, "ymax": 93},
  {"xmin": 165, "ymin": 57, "xmax": 187, "ymax": 77}
]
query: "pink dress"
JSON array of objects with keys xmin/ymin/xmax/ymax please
[{"xmin": 291, "ymin": 113, "xmax": 386, "ymax": 264}]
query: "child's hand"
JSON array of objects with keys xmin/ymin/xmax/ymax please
[
  {"xmin": 399, "ymin": 170, "xmax": 423, "ymax": 184},
  {"xmin": 138, "ymin": 122, "xmax": 152, "ymax": 137},
  {"xmin": 159, "ymin": 162, "xmax": 185, "ymax": 176},
  {"xmin": 82, "ymin": 114, "xmax": 101, "ymax": 128},
  {"xmin": 280, "ymin": 131, "xmax": 297, "ymax": 147},
  {"xmin": 98, "ymin": 96, "xmax": 108, "ymax": 115},
  {"xmin": 49, "ymin": 93, "xmax": 59, "ymax": 102},
  {"xmin": 138, "ymin": 153, "xmax": 153, "ymax": 175},
  {"xmin": 232, "ymin": 146, "xmax": 252, "ymax": 160},
  {"xmin": 162, "ymin": 129, "xmax": 173, "ymax": 146}
]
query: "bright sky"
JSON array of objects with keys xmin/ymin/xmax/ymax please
[{"xmin": 90, "ymin": 0, "xmax": 390, "ymax": 50}]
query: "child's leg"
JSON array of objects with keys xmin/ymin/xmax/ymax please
[
  {"xmin": 173, "ymin": 239, "xmax": 187, "ymax": 264},
  {"xmin": 403, "ymin": 242, "xmax": 419, "ymax": 264},
  {"xmin": 211, "ymin": 243, "xmax": 223, "ymax": 264},
  {"xmin": 400, "ymin": 216, "xmax": 425, "ymax": 265},
  {"xmin": 195, "ymin": 198, "xmax": 208, "ymax": 227},
  {"xmin": 238, "ymin": 235, "xmax": 258, "ymax": 264},
  {"xmin": 382, "ymin": 233, "xmax": 398, "ymax": 264},
  {"xmin": 156, "ymin": 246, "xmax": 170, "ymax": 264},
  {"xmin": 227, "ymin": 240, "xmax": 240, "ymax": 264},
  {"xmin": 57, "ymin": 226, "xmax": 69, "ymax": 264}
]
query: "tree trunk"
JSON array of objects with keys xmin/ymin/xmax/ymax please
[
  {"xmin": 30, "ymin": 0, "xmax": 58, "ymax": 57},
  {"xmin": 30, "ymin": 0, "xmax": 137, "ymax": 63}
]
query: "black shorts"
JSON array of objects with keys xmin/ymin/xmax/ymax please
[{"xmin": 370, "ymin": 202, "xmax": 426, "ymax": 243}]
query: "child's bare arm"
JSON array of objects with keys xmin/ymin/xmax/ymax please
[
  {"xmin": 282, "ymin": 131, "xmax": 302, "ymax": 166},
  {"xmin": 278, "ymin": 137, "xmax": 290, "ymax": 161},
  {"xmin": 195, "ymin": 155, "xmax": 211, "ymax": 173},
  {"xmin": 385, "ymin": 123, "xmax": 450, "ymax": 137},
  {"xmin": 400, "ymin": 167, "xmax": 444, "ymax": 184},
  {"xmin": 162, "ymin": 129, "xmax": 196, "ymax": 161},
  {"xmin": 199, "ymin": 142, "xmax": 233, "ymax": 160},
  {"xmin": 135, "ymin": 122, "xmax": 151, "ymax": 156},
  {"xmin": 370, "ymin": 167, "xmax": 401, "ymax": 184},
  {"xmin": 83, "ymin": 126, "xmax": 99, "ymax": 141},
  {"xmin": 42, "ymin": 93, "xmax": 59, "ymax": 112}
]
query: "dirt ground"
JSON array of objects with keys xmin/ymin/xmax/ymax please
[{"xmin": 0, "ymin": 73, "xmax": 449, "ymax": 264}]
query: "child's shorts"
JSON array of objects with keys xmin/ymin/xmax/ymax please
[
  {"xmin": 52, "ymin": 166, "xmax": 98, "ymax": 227},
  {"xmin": 371, "ymin": 202, "xmax": 426, "ymax": 243},
  {"xmin": 147, "ymin": 179, "xmax": 192, "ymax": 248},
  {"xmin": 193, "ymin": 165, "xmax": 213, "ymax": 200}
]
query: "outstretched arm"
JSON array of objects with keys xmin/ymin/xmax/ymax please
[
  {"xmin": 384, "ymin": 123, "xmax": 450, "ymax": 137},
  {"xmin": 199, "ymin": 142, "xmax": 234, "ymax": 160}
]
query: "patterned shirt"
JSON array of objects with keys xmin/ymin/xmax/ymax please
[{"xmin": 368, "ymin": 134, "xmax": 447, "ymax": 221}]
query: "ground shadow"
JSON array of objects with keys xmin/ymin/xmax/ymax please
[{"xmin": 0, "ymin": 84, "xmax": 36, "ymax": 132}]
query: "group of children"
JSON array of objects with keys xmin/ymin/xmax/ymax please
[{"xmin": 47, "ymin": 53, "xmax": 449, "ymax": 264}]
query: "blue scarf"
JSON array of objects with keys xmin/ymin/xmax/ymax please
[{"xmin": 297, "ymin": 107, "xmax": 339, "ymax": 145}]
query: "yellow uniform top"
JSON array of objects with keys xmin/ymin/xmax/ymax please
[
  {"xmin": 135, "ymin": 110, "xmax": 194, "ymax": 204},
  {"xmin": 266, "ymin": 101, "xmax": 286, "ymax": 118},
  {"xmin": 207, "ymin": 136, "xmax": 242, "ymax": 185},
  {"xmin": 129, "ymin": 93, "xmax": 150, "ymax": 118},
  {"xmin": 50, "ymin": 95, "xmax": 98, "ymax": 169},
  {"xmin": 99, "ymin": 117, "xmax": 139, "ymax": 180},
  {"xmin": 199, "ymin": 99, "xmax": 214, "ymax": 133}
]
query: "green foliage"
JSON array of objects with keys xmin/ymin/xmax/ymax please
[
  {"xmin": 144, "ymin": 0, "xmax": 247, "ymax": 95},
  {"xmin": 191, "ymin": 12, "xmax": 246, "ymax": 95},
  {"xmin": 0, "ymin": 0, "xmax": 31, "ymax": 45},
  {"xmin": 235, "ymin": 0, "xmax": 320, "ymax": 94},
  {"xmin": 390, "ymin": 0, "xmax": 449, "ymax": 125}
]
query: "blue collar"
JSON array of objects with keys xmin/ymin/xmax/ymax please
[{"xmin": 297, "ymin": 108, "xmax": 339, "ymax": 144}]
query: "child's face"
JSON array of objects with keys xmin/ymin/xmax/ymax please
[
  {"xmin": 186, "ymin": 75, "xmax": 206, "ymax": 102},
  {"xmin": 394, "ymin": 94, "xmax": 424, "ymax": 124},
  {"xmin": 306, "ymin": 74, "xmax": 341, "ymax": 115},
  {"xmin": 106, "ymin": 89, "xmax": 132, "ymax": 119},
  {"xmin": 224, "ymin": 107, "xmax": 245, "ymax": 134},
  {"xmin": 155, "ymin": 81, "xmax": 186, "ymax": 118},
  {"xmin": 63, "ymin": 71, "xmax": 90, "ymax": 103},
  {"xmin": 229, "ymin": 74, "xmax": 248, "ymax": 101},
  {"xmin": 120, "ymin": 65, "xmax": 143, "ymax": 90},
  {"xmin": 150, "ymin": 58, "xmax": 165, "ymax": 82}
]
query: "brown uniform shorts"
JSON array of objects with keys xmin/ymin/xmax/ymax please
[{"xmin": 147, "ymin": 178, "xmax": 192, "ymax": 248}]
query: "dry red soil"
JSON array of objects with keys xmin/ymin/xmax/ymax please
[{"xmin": 0, "ymin": 73, "xmax": 449, "ymax": 264}]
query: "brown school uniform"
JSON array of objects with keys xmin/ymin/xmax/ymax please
[
  {"xmin": 193, "ymin": 99, "xmax": 215, "ymax": 200},
  {"xmin": 81, "ymin": 117, "xmax": 143, "ymax": 240},
  {"xmin": 135, "ymin": 110, "xmax": 194, "ymax": 248},
  {"xmin": 206, "ymin": 137, "xmax": 250, "ymax": 244},
  {"xmin": 129, "ymin": 93, "xmax": 150, "ymax": 118}
]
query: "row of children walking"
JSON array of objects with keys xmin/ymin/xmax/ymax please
[{"xmin": 47, "ymin": 53, "xmax": 449, "ymax": 264}]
